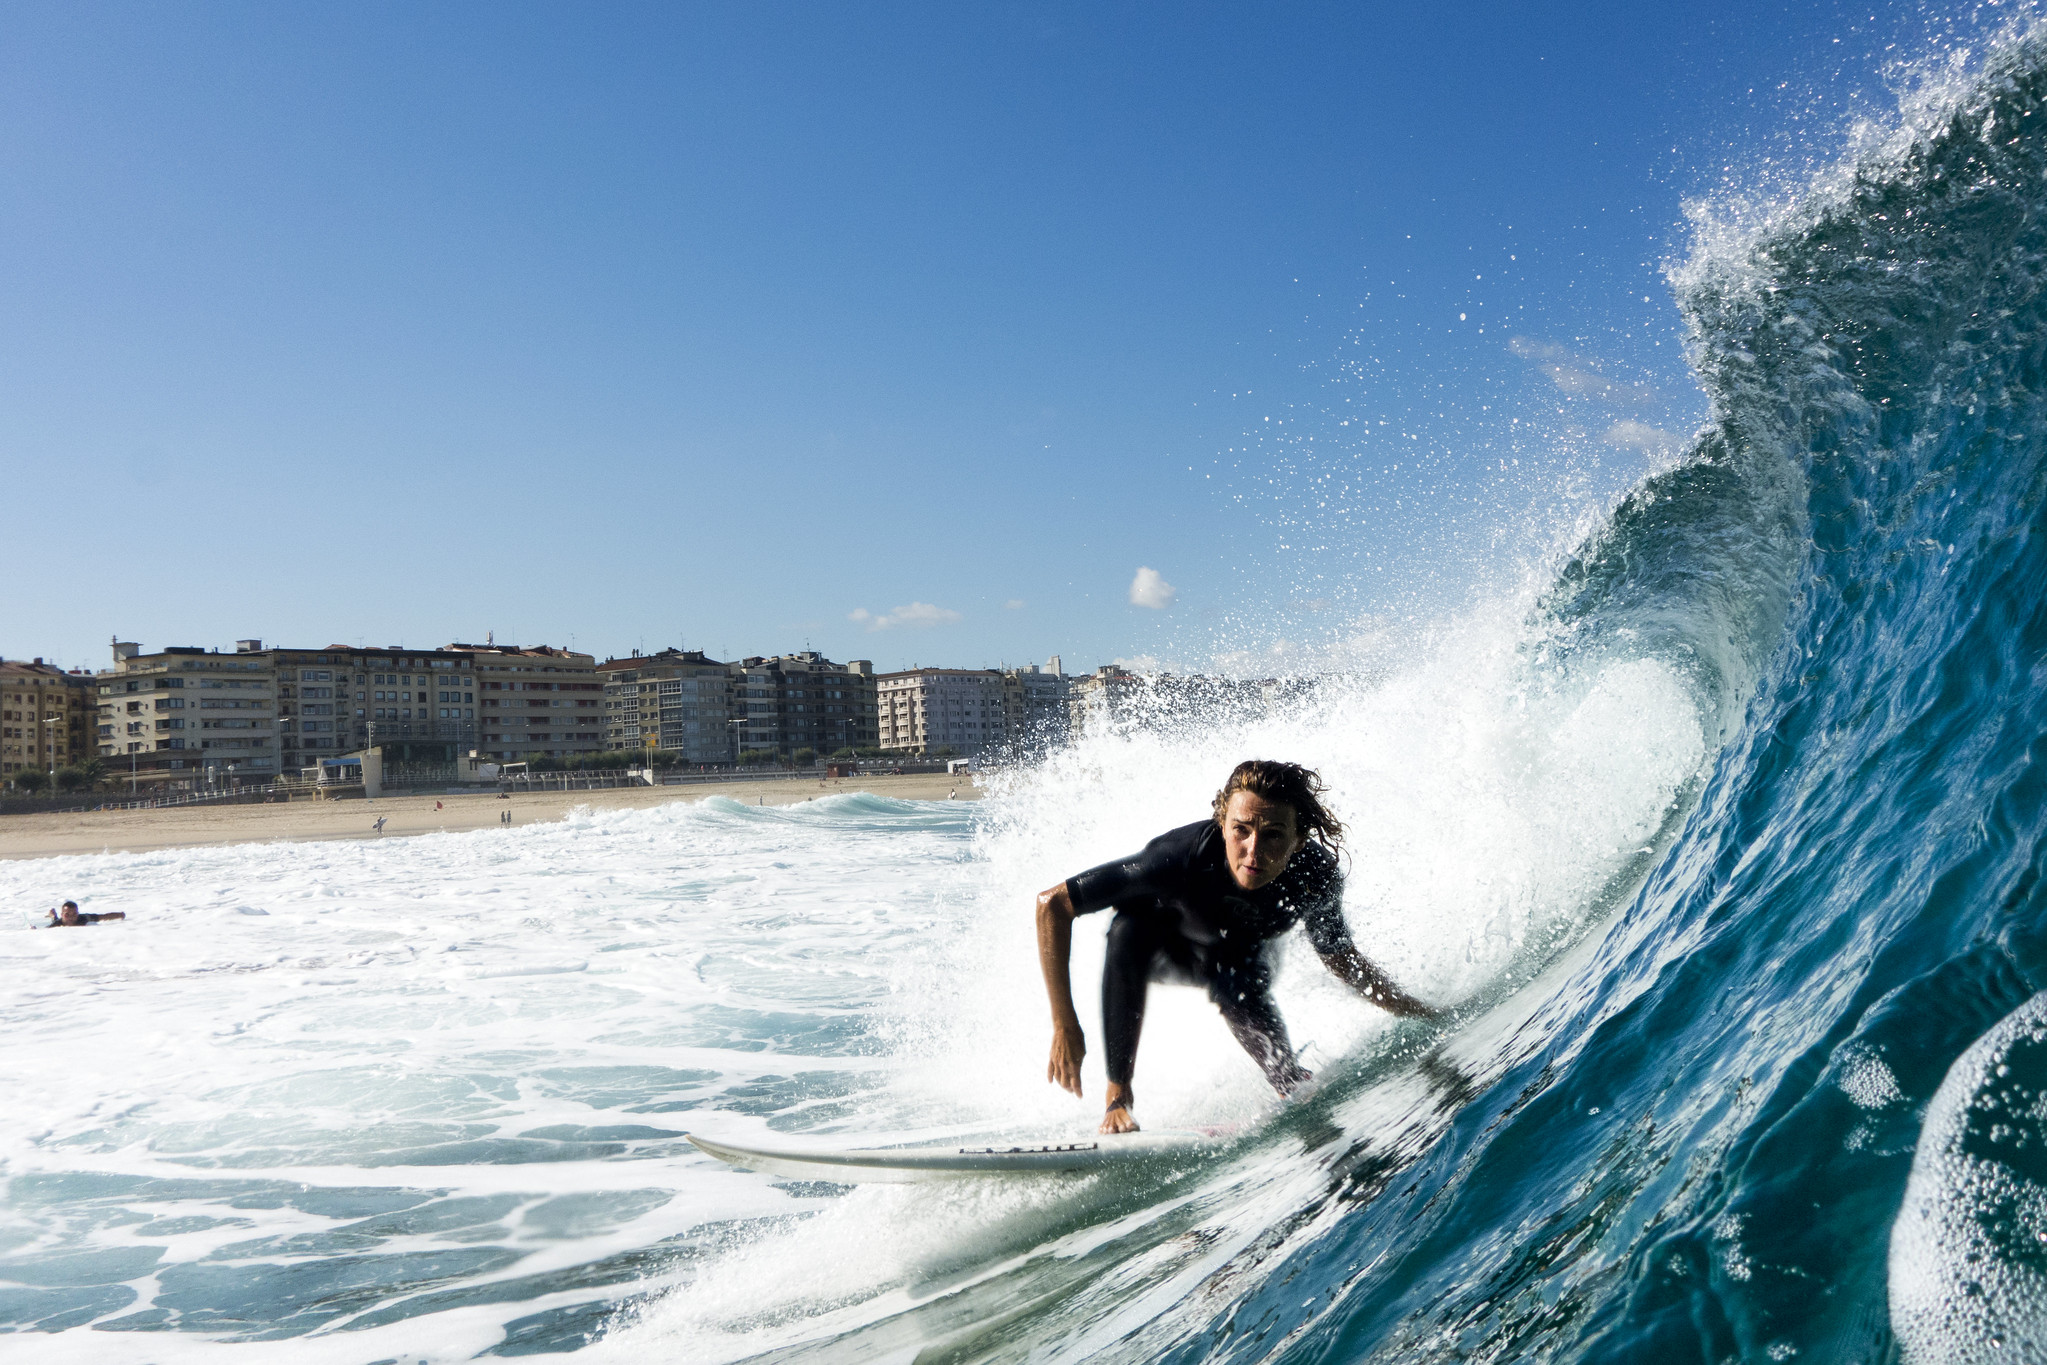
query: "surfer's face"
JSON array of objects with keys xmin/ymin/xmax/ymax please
[{"xmin": 1221, "ymin": 792, "xmax": 1306, "ymax": 891}]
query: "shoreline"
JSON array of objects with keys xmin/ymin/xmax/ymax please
[{"xmin": 0, "ymin": 772, "xmax": 980, "ymax": 862}]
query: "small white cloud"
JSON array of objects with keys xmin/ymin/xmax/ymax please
[
  {"xmin": 1004, "ymin": 598, "xmax": 1026, "ymax": 610},
  {"xmin": 1129, "ymin": 566, "xmax": 1176, "ymax": 610},
  {"xmin": 1602, "ymin": 419, "xmax": 1680, "ymax": 454},
  {"xmin": 1508, "ymin": 335, "xmax": 1658, "ymax": 407},
  {"xmin": 851, "ymin": 601, "xmax": 963, "ymax": 631}
]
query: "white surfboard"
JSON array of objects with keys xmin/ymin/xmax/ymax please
[{"xmin": 686, "ymin": 1128, "xmax": 1234, "ymax": 1184}]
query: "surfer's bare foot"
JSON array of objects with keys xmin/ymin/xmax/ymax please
[
  {"xmin": 1099, "ymin": 1085, "xmax": 1138, "ymax": 1134},
  {"xmin": 1099, "ymin": 1106, "xmax": 1139, "ymax": 1135}
]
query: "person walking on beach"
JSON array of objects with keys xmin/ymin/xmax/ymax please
[
  {"xmin": 1036, "ymin": 759, "xmax": 1438, "ymax": 1135},
  {"xmin": 46, "ymin": 900, "xmax": 124, "ymax": 927},
  {"xmin": 373, "ymin": 816, "xmax": 387, "ymax": 833}
]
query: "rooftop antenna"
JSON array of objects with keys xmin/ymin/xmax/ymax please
[{"xmin": 487, "ymin": 630, "xmax": 494, "ymax": 647}]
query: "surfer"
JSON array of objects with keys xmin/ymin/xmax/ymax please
[
  {"xmin": 1038, "ymin": 759, "xmax": 1437, "ymax": 1134},
  {"xmin": 45, "ymin": 901, "xmax": 125, "ymax": 927}
]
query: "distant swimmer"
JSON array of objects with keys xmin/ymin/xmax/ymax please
[
  {"xmin": 1037, "ymin": 760, "xmax": 1438, "ymax": 1135},
  {"xmin": 45, "ymin": 900, "xmax": 125, "ymax": 927}
]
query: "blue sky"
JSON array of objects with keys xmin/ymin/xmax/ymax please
[{"xmin": 0, "ymin": 0, "xmax": 1976, "ymax": 675}]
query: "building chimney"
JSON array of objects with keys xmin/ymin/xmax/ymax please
[
  {"xmin": 236, "ymin": 639, "xmax": 263, "ymax": 653},
  {"xmin": 112, "ymin": 640, "xmax": 140, "ymax": 664}
]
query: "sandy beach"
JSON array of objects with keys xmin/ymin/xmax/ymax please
[{"xmin": 0, "ymin": 772, "xmax": 980, "ymax": 862}]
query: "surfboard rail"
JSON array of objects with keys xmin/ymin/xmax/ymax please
[{"xmin": 686, "ymin": 1130, "xmax": 1226, "ymax": 1183}]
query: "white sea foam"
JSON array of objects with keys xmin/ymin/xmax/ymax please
[{"xmin": 1891, "ymin": 991, "xmax": 2047, "ymax": 1363}]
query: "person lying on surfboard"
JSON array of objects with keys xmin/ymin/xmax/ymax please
[{"xmin": 1037, "ymin": 759, "xmax": 1437, "ymax": 1135}]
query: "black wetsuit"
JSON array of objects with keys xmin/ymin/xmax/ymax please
[{"xmin": 1066, "ymin": 820, "xmax": 1353, "ymax": 1093}]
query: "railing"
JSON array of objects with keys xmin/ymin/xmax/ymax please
[
  {"xmin": 493, "ymin": 771, "xmax": 651, "ymax": 793},
  {"xmin": 71, "ymin": 784, "xmax": 290, "ymax": 813},
  {"xmin": 495, "ymin": 762, "xmax": 958, "ymax": 793}
]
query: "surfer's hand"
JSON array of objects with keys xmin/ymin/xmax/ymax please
[{"xmin": 1048, "ymin": 1025, "xmax": 1085, "ymax": 1096}]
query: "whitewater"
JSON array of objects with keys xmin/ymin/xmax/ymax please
[{"xmin": 13, "ymin": 20, "xmax": 2047, "ymax": 1364}]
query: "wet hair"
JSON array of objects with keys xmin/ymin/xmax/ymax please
[
  {"xmin": 1211, "ymin": 760, "xmax": 1345, "ymax": 854},
  {"xmin": 61, "ymin": 900, "xmax": 77, "ymax": 910}
]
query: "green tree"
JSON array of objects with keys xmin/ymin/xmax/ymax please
[
  {"xmin": 829, "ymin": 747, "xmax": 858, "ymax": 762},
  {"xmin": 75, "ymin": 757, "xmax": 108, "ymax": 789},
  {"xmin": 12, "ymin": 769, "xmax": 50, "ymax": 793},
  {"xmin": 792, "ymin": 747, "xmax": 817, "ymax": 766},
  {"xmin": 52, "ymin": 766, "xmax": 87, "ymax": 792}
]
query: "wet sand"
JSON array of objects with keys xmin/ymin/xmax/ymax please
[{"xmin": 0, "ymin": 773, "xmax": 980, "ymax": 862}]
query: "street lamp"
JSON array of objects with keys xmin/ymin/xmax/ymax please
[{"xmin": 728, "ymin": 717, "xmax": 746, "ymax": 770}]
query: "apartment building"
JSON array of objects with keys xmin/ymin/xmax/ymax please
[
  {"xmin": 766, "ymin": 652, "xmax": 874, "ymax": 757},
  {"xmin": 98, "ymin": 641, "xmax": 278, "ymax": 788},
  {"xmin": 1066, "ymin": 665, "xmax": 1274, "ymax": 737},
  {"xmin": 1066, "ymin": 663, "xmax": 1141, "ymax": 733},
  {"xmin": 875, "ymin": 667, "xmax": 1008, "ymax": 756},
  {"xmin": 730, "ymin": 652, "xmax": 876, "ymax": 759},
  {"xmin": 1001, "ymin": 658, "xmax": 1071, "ymax": 754},
  {"xmin": 2, "ymin": 658, "xmax": 97, "ymax": 782},
  {"xmin": 598, "ymin": 649, "xmax": 735, "ymax": 764},
  {"xmin": 254, "ymin": 642, "xmax": 478, "ymax": 768},
  {"xmin": 459, "ymin": 644, "xmax": 604, "ymax": 761}
]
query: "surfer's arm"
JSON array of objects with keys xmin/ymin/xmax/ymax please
[
  {"xmin": 1314, "ymin": 933, "xmax": 1438, "ymax": 1018},
  {"xmin": 1037, "ymin": 882, "xmax": 1087, "ymax": 1095}
]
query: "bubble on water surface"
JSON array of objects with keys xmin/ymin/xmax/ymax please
[{"xmin": 1891, "ymin": 991, "xmax": 2047, "ymax": 1361}]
